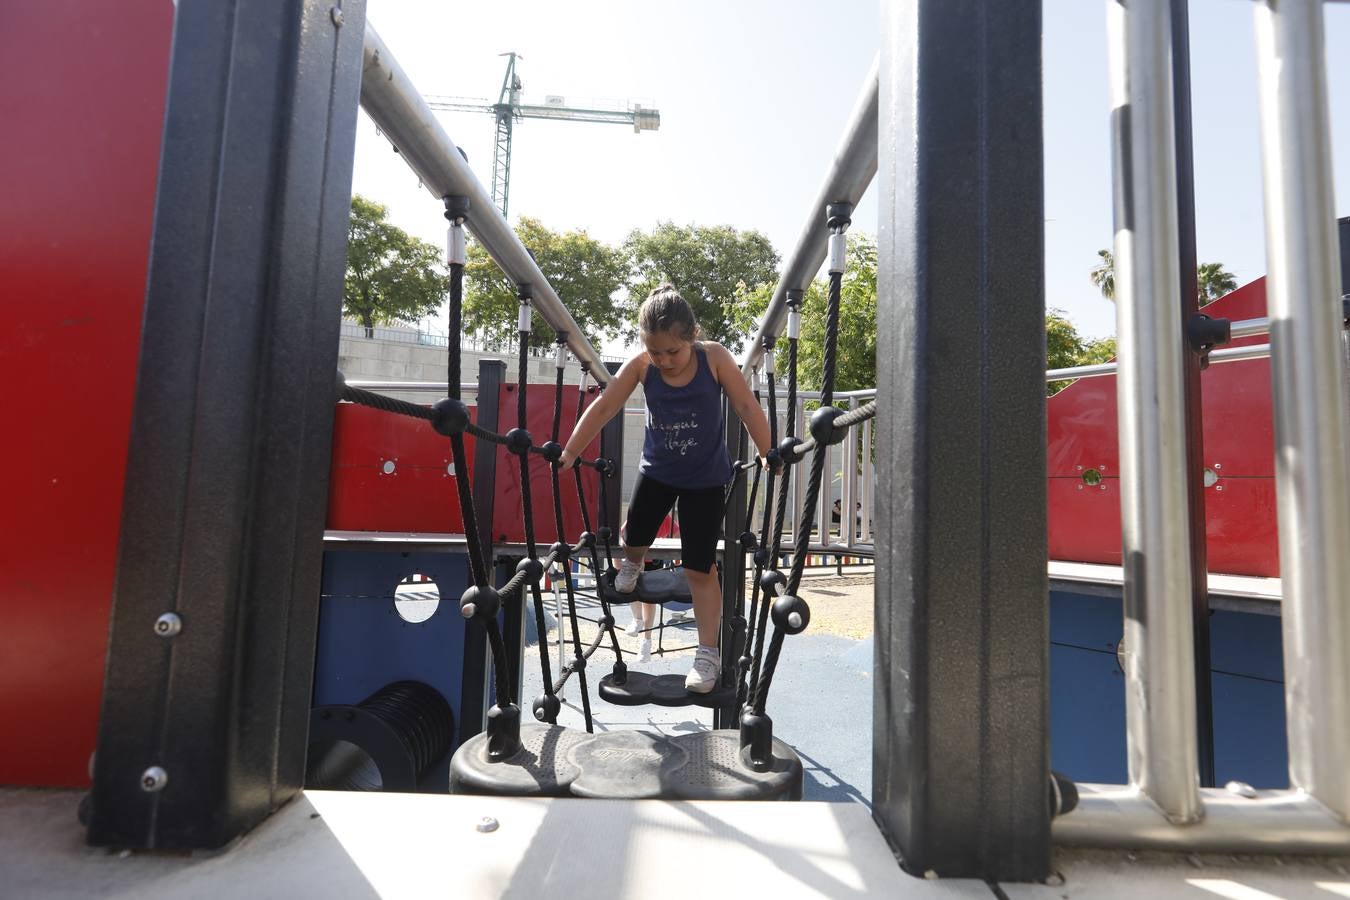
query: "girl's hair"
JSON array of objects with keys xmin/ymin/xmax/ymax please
[{"xmin": 639, "ymin": 282, "xmax": 700, "ymax": 341}]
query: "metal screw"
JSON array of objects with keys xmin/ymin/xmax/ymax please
[
  {"xmin": 1100, "ymin": 484, "xmax": 1107, "ymax": 491},
  {"xmin": 1214, "ymin": 463, "xmax": 1222, "ymax": 470},
  {"xmin": 154, "ymin": 612, "xmax": 182, "ymax": 638},
  {"xmin": 1225, "ymin": 780, "xmax": 1257, "ymax": 799},
  {"xmin": 381, "ymin": 459, "xmax": 396, "ymax": 475},
  {"xmin": 476, "ymin": 816, "xmax": 499, "ymax": 833},
  {"xmin": 446, "ymin": 463, "xmax": 456, "ymax": 477},
  {"xmin": 535, "ymin": 708, "xmax": 546, "ymax": 720},
  {"xmin": 1077, "ymin": 484, "xmax": 1084, "ymax": 491},
  {"xmin": 140, "ymin": 766, "xmax": 168, "ymax": 792},
  {"xmin": 330, "ymin": 6, "xmax": 344, "ymax": 26},
  {"xmin": 787, "ymin": 612, "xmax": 803, "ymax": 629},
  {"xmin": 1216, "ymin": 485, "xmax": 1224, "ymax": 492},
  {"xmin": 462, "ymin": 603, "xmax": 477, "ymax": 619}
]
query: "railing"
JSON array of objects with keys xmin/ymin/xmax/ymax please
[{"xmin": 1051, "ymin": 0, "xmax": 1350, "ymax": 853}]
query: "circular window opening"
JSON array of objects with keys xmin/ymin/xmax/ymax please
[
  {"xmin": 394, "ymin": 576, "xmax": 440, "ymax": 623},
  {"xmin": 1081, "ymin": 468, "xmax": 1102, "ymax": 487}
]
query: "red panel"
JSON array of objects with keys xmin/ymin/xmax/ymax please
[
  {"xmin": 491, "ymin": 384, "xmax": 604, "ymax": 545},
  {"xmin": 326, "ymin": 403, "xmax": 474, "ymax": 533},
  {"xmin": 1046, "ymin": 277, "xmax": 1281, "ymax": 578},
  {"xmin": 0, "ymin": 2, "xmax": 173, "ymax": 786}
]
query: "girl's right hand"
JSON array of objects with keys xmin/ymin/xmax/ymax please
[{"xmin": 558, "ymin": 448, "xmax": 577, "ymax": 469}]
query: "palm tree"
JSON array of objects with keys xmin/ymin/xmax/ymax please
[
  {"xmin": 1089, "ymin": 248, "xmax": 1115, "ymax": 301},
  {"xmin": 1196, "ymin": 262, "xmax": 1237, "ymax": 307}
]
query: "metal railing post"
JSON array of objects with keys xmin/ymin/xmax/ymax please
[
  {"xmin": 1108, "ymin": 0, "xmax": 1202, "ymax": 824},
  {"xmin": 1254, "ymin": 0, "xmax": 1350, "ymax": 820}
]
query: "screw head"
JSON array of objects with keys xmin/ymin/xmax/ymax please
[
  {"xmin": 1216, "ymin": 485, "xmax": 1224, "ymax": 492},
  {"xmin": 787, "ymin": 612, "xmax": 803, "ymax": 629},
  {"xmin": 140, "ymin": 766, "xmax": 168, "ymax": 792},
  {"xmin": 154, "ymin": 612, "xmax": 182, "ymax": 638},
  {"xmin": 476, "ymin": 816, "xmax": 499, "ymax": 833},
  {"xmin": 330, "ymin": 6, "xmax": 344, "ymax": 26}
]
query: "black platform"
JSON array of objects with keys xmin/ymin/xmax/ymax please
[
  {"xmin": 597, "ymin": 670, "xmax": 736, "ymax": 708},
  {"xmin": 449, "ymin": 725, "xmax": 802, "ymax": 800}
]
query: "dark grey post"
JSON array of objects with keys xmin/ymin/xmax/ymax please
[
  {"xmin": 463, "ymin": 358, "xmax": 506, "ymax": 743},
  {"xmin": 88, "ymin": 0, "xmax": 365, "ymax": 850},
  {"xmin": 874, "ymin": 0, "xmax": 1049, "ymax": 880},
  {"xmin": 717, "ymin": 406, "xmax": 750, "ymax": 729}
]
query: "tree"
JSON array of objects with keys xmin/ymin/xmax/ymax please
[
  {"xmin": 463, "ymin": 217, "xmax": 628, "ymax": 352},
  {"xmin": 730, "ymin": 236, "xmax": 878, "ymax": 394},
  {"xmin": 1197, "ymin": 262, "xmax": 1237, "ymax": 306},
  {"xmin": 345, "ymin": 195, "xmax": 447, "ymax": 337},
  {"xmin": 1046, "ymin": 308, "xmax": 1116, "ymax": 396},
  {"xmin": 624, "ymin": 222, "xmax": 780, "ymax": 352},
  {"xmin": 1089, "ymin": 248, "xmax": 1115, "ymax": 301}
]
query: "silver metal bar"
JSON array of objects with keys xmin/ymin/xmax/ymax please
[
  {"xmin": 741, "ymin": 59, "xmax": 879, "ymax": 375},
  {"xmin": 1108, "ymin": 0, "xmax": 1201, "ymax": 824},
  {"xmin": 1046, "ymin": 342, "xmax": 1273, "ymax": 383},
  {"xmin": 359, "ymin": 24, "xmax": 610, "ymax": 382},
  {"xmin": 1228, "ymin": 316, "xmax": 1269, "ymax": 340},
  {"xmin": 1055, "ymin": 787, "xmax": 1350, "ymax": 853},
  {"xmin": 1254, "ymin": 0, "xmax": 1350, "ymax": 820}
]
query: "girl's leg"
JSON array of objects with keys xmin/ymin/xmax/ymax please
[
  {"xmin": 683, "ymin": 566, "xmax": 721, "ymax": 647},
  {"xmin": 642, "ymin": 601, "xmax": 659, "ymax": 628}
]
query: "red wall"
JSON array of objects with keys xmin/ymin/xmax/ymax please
[
  {"xmin": 1047, "ymin": 279, "xmax": 1280, "ymax": 578},
  {"xmin": 0, "ymin": 2, "xmax": 174, "ymax": 786}
]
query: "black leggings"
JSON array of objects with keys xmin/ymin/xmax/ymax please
[{"xmin": 621, "ymin": 474, "xmax": 724, "ymax": 573}]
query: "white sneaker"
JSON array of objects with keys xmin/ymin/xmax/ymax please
[
  {"xmin": 624, "ymin": 618, "xmax": 642, "ymax": 637},
  {"xmin": 636, "ymin": 637, "xmax": 652, "ymax": 664},
  {"xmin": 615, "ymin": 557, "xmax": 642, "ymax": 593},
  {"xmin": 685, "ymin": 646, "xmax": 721, "ymax": 694}
]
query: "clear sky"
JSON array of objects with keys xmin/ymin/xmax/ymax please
[{"xmin": 352, "ymin": 1, "xmax": 1350, "ymax": 352}]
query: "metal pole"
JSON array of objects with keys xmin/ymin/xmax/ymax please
[
  {"xmin": 1107, "ymin": 0, "xmax": 1201, "ymax": 823},
  {"xmin": 359, "ymin": 24, "xmax": 610, "ymax": 381},
  {"xmin": 741, "ymin": 60, "xmax": 878, "ymax": 375},
  {"xmin": 1254, "ymin": 0, "xmax": 1350, "ymax": 820}
]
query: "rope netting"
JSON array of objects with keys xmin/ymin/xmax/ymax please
[{"xmin": 336, "ymin": 196, "xmax": 876, "ymax": 766}]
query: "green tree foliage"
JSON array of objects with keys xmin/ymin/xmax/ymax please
[
  {"xmin": 463, "ymin": 217, "xmax": 628, "ymax": 351},
  {"xmin": 1092, "ymin": 247, "xmax": 1237, "ymax": 307},
  {"xmin": 730, "ymin": 237, "xmax": 877, "ymax": 393},
  {"xmin": 1197, "ymin": 262, "xmax": 1237, "ymax": 306},
  {"xmin": 345, "ymin": 195, "xmax": 446, "ymax": 337},
  {"xmin": 1089, "ymin": 248, "xmax": 1115, "ymax": 301},
  {"xmin": 624, "ymin": 222, "xmax": 780, "ymax": 352},
  {"xmin": 1046, "ymin": 309, "xmax": 1116, "ymax": 396}
]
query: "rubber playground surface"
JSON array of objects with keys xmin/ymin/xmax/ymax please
[{"xmin": 522, "ymin": 567, "xmax": 876, "ymax": 805}]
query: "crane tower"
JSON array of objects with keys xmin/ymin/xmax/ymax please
[{"xmin": 426, "ymin": 53, "xmax": 660, "ymax": 218}]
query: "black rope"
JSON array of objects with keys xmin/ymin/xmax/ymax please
[
  {"xmin": 568, "ymin": 374, "xmax": 624, "ymax": 663},
  {"xmin": 550, "ymin": 459, "xmax": 594, "ymax": 732},
  {"xmin": 341, "ymin": 385, "xmax": 433, "ymax": 421}
]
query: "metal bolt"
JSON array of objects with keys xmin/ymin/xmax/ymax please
[
  {"xmin": 535, "ymin": 708, "xmax": 546, "ymax": 720},
  {"xmin": 381, "ymin": 460, "xmax": 396, "ymax": 475},
  {"xmin": 154, "ymin": 612, "xmax": 182, "ymax": 638},
  {"xmin": 476, "ymin": 816, "xmax": 499, "ymax": 833},
  {"xmin": 330, "ymin": 6, "xmax": 344, "ymax": 26},
  {"xmin": 1100, "ymin": 484, "xmax": 1107, "ymax": 491},
  {"xmin": 446, "ymin": 463, "xmax": 456, "ymax": 477},
  {"xmin": 1076, "ymin": 465, "xmax": 1083, "ymax": 471},
  {"xmin": 140, "ymin": 766, "xmax": 168, "ymax": 792},
  {"xmin": 1216, "ymin": 485, "xmax": 1224, "ymax": 492},
  {"xmin": 1225, "ymin": 780, "xmax": 1257, "ymax": 799},
  {"xmin": 1214, "ymin": 463, "xmax": 1222, "ymax": 470},
  {"xmin": 462, "ymin": 603, "xmax": 477, "ymax": 619},
  {"xmin": 1077, "ymin": 484, "xmax": 1084, "ymax": 491},
  {"xmin": 787, "ymin": 612, "xmax": 803, "ymax": 629}
]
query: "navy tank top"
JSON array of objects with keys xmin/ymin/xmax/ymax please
[{"xmin": 639, "ymin": 345, "xmax": 732, "ymax": 489}]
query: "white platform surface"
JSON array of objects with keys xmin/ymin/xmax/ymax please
[{"xmin": 7, "ymin": 788, "xmax": 1350, "ymax": 898}]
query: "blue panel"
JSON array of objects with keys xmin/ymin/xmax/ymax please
[
  {"xmin": 1212, "ymin": 672, "xmax": 1288, "ymax": 788},
  {"xmin": 1050, "ymin": 643, "xmax": 1127, "ymax": 783},
  {"xmin": 1211, "ymin": 608, "xmax": 1284, "ymax": 682},
  {"xmin": 314, "ymin": 551, "xmax": 471, "ymax": 752},
  {"xmin": 1050, "ymin": 590, "xmax": 1121, "ymax": 652}
]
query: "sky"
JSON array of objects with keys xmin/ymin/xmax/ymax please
[{"xmin": 352, "ymin": 1, "xmax": 1350, "ymax": 352}]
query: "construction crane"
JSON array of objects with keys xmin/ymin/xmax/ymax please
[{"xmin": 425, "ymin": 53, "xmax": 660, "ymax": 218}]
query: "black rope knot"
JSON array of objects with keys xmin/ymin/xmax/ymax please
[
  {"xmin": 532, "ymin": 693, "xmax": 560, "ymax": 723},
  {"xmin": 538, "ymin": 440, "xmax": 563, "ymax": 463},
  {"xmin": 809, "ymin": 405, "xmax": 849, "ymax": 448},
  {"xmin": 738, "ymin": 531, "xmax": 758, "ymax": 552},
  {"xmin": 460, "ymin": 584, "xmax": 500, "ymax": 623},
  {"xmin": 771, "ymin": 595, "xmax": 811, "ymax": 635},
  {"xmin": 549, "ymin": 540, "xmax": 570, "ymax": 562},
  {"xmin": 431, "ymin": 397, "xmax": 471, "ymax": 436},
  {"xmin": 777, "ymin": 435, "xmax": 804, "ymax": 467},
  {"xmin": 759, "ymin": 569, "xmax": 786, "ymax": 597},
  {"xmin": 826, "ymin": 200, "xmax": 853, "ymax": 232},
  {"xmin": 515, "ymin": 556, "xmax": 545, "ymax": 584},
  {"xmin": 505, "ymin": 427, "xmax": 533, "ymax": 456}
]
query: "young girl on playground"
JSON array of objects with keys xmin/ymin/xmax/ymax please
[{"xmin": 559, "ymin": 283, "xmax": 772, "ymax": 693}]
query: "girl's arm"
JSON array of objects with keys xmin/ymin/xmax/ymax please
[
  {"xmin": 708, "ymin": 343, "xmax": 772, "ymax": 458},
  {"xmin": 559, "ymin": 352, "xmax": 645, "ymax": 468}
]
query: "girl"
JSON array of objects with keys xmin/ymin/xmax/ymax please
[{"xmin": 559, "ymin": 283, "xmax": 772, "ymax": 693}]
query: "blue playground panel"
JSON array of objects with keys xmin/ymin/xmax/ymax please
[
  {"xmin": 1050, "ymin": 587, "xmax": 1288, "ymax": 788},
  {"xmin": 314, "ymin": 549, "xmax": 473, "ymax": 788}
]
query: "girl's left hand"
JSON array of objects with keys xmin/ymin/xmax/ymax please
[{"xmin": 558, "ymin": 448, "xmax": 577, "ymax": 469}]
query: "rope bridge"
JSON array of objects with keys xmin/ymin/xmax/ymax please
[{"xmin": 338, "ymin": 196, "xmax": 875, "ymax": 800}]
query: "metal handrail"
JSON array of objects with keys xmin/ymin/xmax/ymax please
[{"xmin": 359, "ymin": 23, "xmax": 610, "ymax": 382}]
